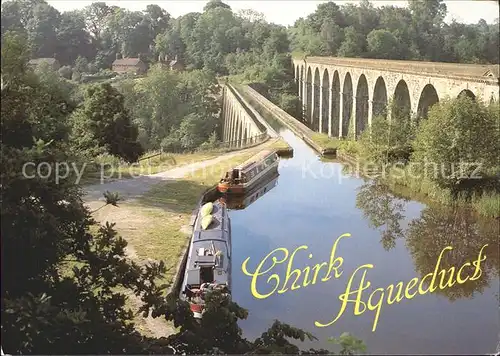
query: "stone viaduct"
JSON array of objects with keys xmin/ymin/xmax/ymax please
[
  {"xmin": 221, "ymin": 85, "xmax": 267, "ymax": 147},
  {"xmin": 293, "ymin": 56, "xmax": 500, "ymax": 138}
]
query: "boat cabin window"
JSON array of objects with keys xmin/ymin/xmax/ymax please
[{"xmin": 200, "ymin": 266, "xmax": 214, "ymax": 284}]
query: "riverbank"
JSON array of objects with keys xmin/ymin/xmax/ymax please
[
  {"xmin": 337, "ymin": 146, "xmax": 499, "ymax": 219},
  {"xmin": 233, "ymin": 83, "xmax": 339, "ymax": 156}
]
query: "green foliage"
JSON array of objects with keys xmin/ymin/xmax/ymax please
[
  {"xmin": 74, "ymin": 55, "xmax": 89, "ymax": 73},
  {"xmin": 34, "ymin": 62, "xmax": 78, "ymax": 106},
  {"xmin": 329, "ymin": 332, "xmax": 367, "ymax": 355},
  {"xmin": 1, "ymin": 4, "xmax": 371, "ymax": 355},
  {"xmin": 412, "ymin": 96, "xmax": 499, "ymax": 189},
  {"xmin": 1, "ymin": 31, "xmax": 31, "ymax": 86},
  {"xmin": 58, "ymin": 65, "xmax": 73, "ymax": 79},
  {"xmin": 70, "ymin": 82, "xmax": 144, "ymax": 162},
  {"xmin": 119, "ymin": 66, "xmax": 220, "ymax": 152},
  {"xmin": 288, "ymin": 0, "xmax": 498, "ymax": 63},
  {"xmin": 358, "ymin": 115, "xmax": 413, "ymax": 164},
  {"xmin": 366, "ymin": 29, "xmax": 401, "ymax": 59}
]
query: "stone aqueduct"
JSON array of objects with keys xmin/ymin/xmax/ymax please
[
  {"xmin": 293, "ymin": 56, "xmax": 500, "ymax": 138},
  {"xmin": 222, "ymin": 85, "xmax": 264, "ymax": 146}
]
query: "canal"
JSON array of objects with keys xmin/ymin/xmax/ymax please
[{"xmin": 228, "ymin": 125, "xmax": 499, "ymax": 354}]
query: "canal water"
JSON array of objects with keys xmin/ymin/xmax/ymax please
[{"xmin": 228, "ymin": 126, "xmax": 499, "ymax": 354}]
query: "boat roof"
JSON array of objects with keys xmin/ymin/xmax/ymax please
[
  {"xmin": 183, "ymin": 200, "xmax": 231, "ymax": 286},
  {"xmin": 235, "ymin": 149, "xmax": 277, "ymax": 171}
]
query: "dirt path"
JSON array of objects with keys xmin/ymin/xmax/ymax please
[{"xmin": 84, "ymin": 149, "xmax": 249, "ymax": 203}]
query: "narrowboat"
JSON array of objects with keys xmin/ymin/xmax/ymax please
[
  {"xmin": 179, "ymin": 199, "xmax": 231, "ymax": 319},
  {"xmin": 217, "ymin": 149, "xmax": 279, "ymax": 195},
  {"xmin": 226, "ymin": 172, "xmax": 279, "ymax": 210}
]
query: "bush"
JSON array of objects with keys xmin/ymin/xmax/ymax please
[
  {"xmin": 58, "ymin": 65, "xmax": 72, "ymax": 79},
  {"xmin": 71, "ymin": 70, "xmax": 81, "ymax": 82},
  {"xmin": 412, "ymin": 96, "xmax": 499, "ymax": 189}
]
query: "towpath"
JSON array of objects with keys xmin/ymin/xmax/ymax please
[{"xmin": 84, "ymin": 149, "xmax": 252, "ymax": 202}]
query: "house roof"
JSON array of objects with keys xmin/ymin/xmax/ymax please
[
  {"xmin": 28, "ymin": 58, "xmax": 58, "ymax": 65},
  {"xmin": 112, "ymin": 58, "xmax": 143, "ymax": 66}
]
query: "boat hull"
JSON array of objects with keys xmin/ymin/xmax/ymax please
[{"xmin": 217, "ymin": 160, "xmax": 279, "ymax": 195}]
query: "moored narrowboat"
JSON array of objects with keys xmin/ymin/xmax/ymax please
[
  {"xmin": 217, "ymin": 150, "xmax": 279, "ymax": 195},
  {"xmin": 179, "ymin": 199, "xmax": 231, "ymax": 319}
]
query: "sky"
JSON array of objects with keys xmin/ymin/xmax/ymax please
[{"xmin": 46, "ymin": 0, "xmax": 500, "ymax": 26}]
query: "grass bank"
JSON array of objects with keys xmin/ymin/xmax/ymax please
[
  {"xmin": 337, "ymin": 141, "xmax": 500, "ymax": 218},
  {"xmin": 311, "ymin": 133, "xmax": 341, "ymax": 152}
]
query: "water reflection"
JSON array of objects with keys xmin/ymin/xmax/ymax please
[
  {"xmin": 355, "ymin": 180, "xmax": 499, "ymax": 302},
  {"xmin": 227, "ymin": 121, "xmax": 499, "ymax": 353},
  {"xmin": 406, "ymin": 206, "xmax": 499, "ymax": 302},
  {"xmin": 226, "ymin": 172, "xmax": 280, "ymax": 210},
  {"xmin": 356, "ymin": 180, "xmax": 408, "ymax": 251}
]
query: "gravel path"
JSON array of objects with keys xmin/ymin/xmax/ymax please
[{"xmin": 83, "ymin": 149, "xmax": 248, "ymax": 202}]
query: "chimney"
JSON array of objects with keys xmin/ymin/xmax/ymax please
[{"xmin": 116, "ymin": 52, "xmax": 122, "ymax": 60}]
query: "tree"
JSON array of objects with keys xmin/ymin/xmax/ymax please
[
  {"xmin": 411, "ymin": 96, "xmax": 499, "ymax": 189},
  {"xmin": 70, "ymin": 83, "xmax": 144, "ymax": 162},
  {"xmin": 26, "ymin": 2, "xmax": 61, "ymax": 58},
  {"xmin": 367, "ymin": 29, "xmax": 400, "ymax": 59},
  {"xmin": 408, "ymin": 0, "xmax": 447, "ymax": 61},
  {"xmin": 320, "ymin": 19, "xmax": 344, "ymax": 56},
  {"xmin": 56, "ymin": 11, "xmax": 96, "ymax": 65},
  {"xmin": 83, "ymin": 1, "xmax": 114, "ymax": 46},
  {"xmin": 237, "ymin": 9, "xmax": 265, "ymax": 23},
  {"xmin": 1, "ymin": 0, "xmax": 25, "ymax": 36},
  {"xmin": 74, "ymin": 55, "xmax": 89, "ymax": 73},
  {"xmin": 204, "ymin": 0, "xmax": 231, "ymax": 12},
  {"xmin": 337, "ymin": 26, "xmax": 365, "ymax": 57}
]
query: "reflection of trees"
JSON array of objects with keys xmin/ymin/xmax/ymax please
[
  {"xmin": 406, "ymin": 206, "xmax": 499, "ymax": 302},
  {"xmin": 356, "ymin": 180, "xmax": 407, "ymax": 250}
]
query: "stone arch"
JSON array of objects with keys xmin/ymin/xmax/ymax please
[
  {"xmin": 243, "ymin": 126, "xmax": 248, "ymax": 145},
  {"xmin": 342, "ymin": 72, "xmax": 353, "ymax": 137},
  {"xmin": 306, "ymin": 66, "xmax": 313, "ymax": 122},
  {"xmin": 372, "ymin": 76, "xmax": 388, "ymax": 119},
  {"xmin": 313, "ymin": 67, "xmax": 321, "ymax": 131},
  {"xmin": 355, "ymin": 74, "xmax": 369, "ymax": 137},
  {"xmin": 392, "ymin": 80, "xmax": 411, "ymax": 121},
  {"xmin": 458, "ymin": 89, "xmax": 476, "ymax": 100},
  {"xmin": 321, "ymin": 69, "xmax": 329, "ymax": 134},
  {"xmin": 330, "ymin": 71, "xmax": 341, "ymax": 137},
  {"xmin": 295, "ymin": 65, "xmax": 300, "ymax": 96},
  {"xmin": 300, "ymin": 65, "xmax": 304, "ymax": 103},
  {"xmin": 417, "ymin": 84, "xmax": 439, "ymax": 120}
]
